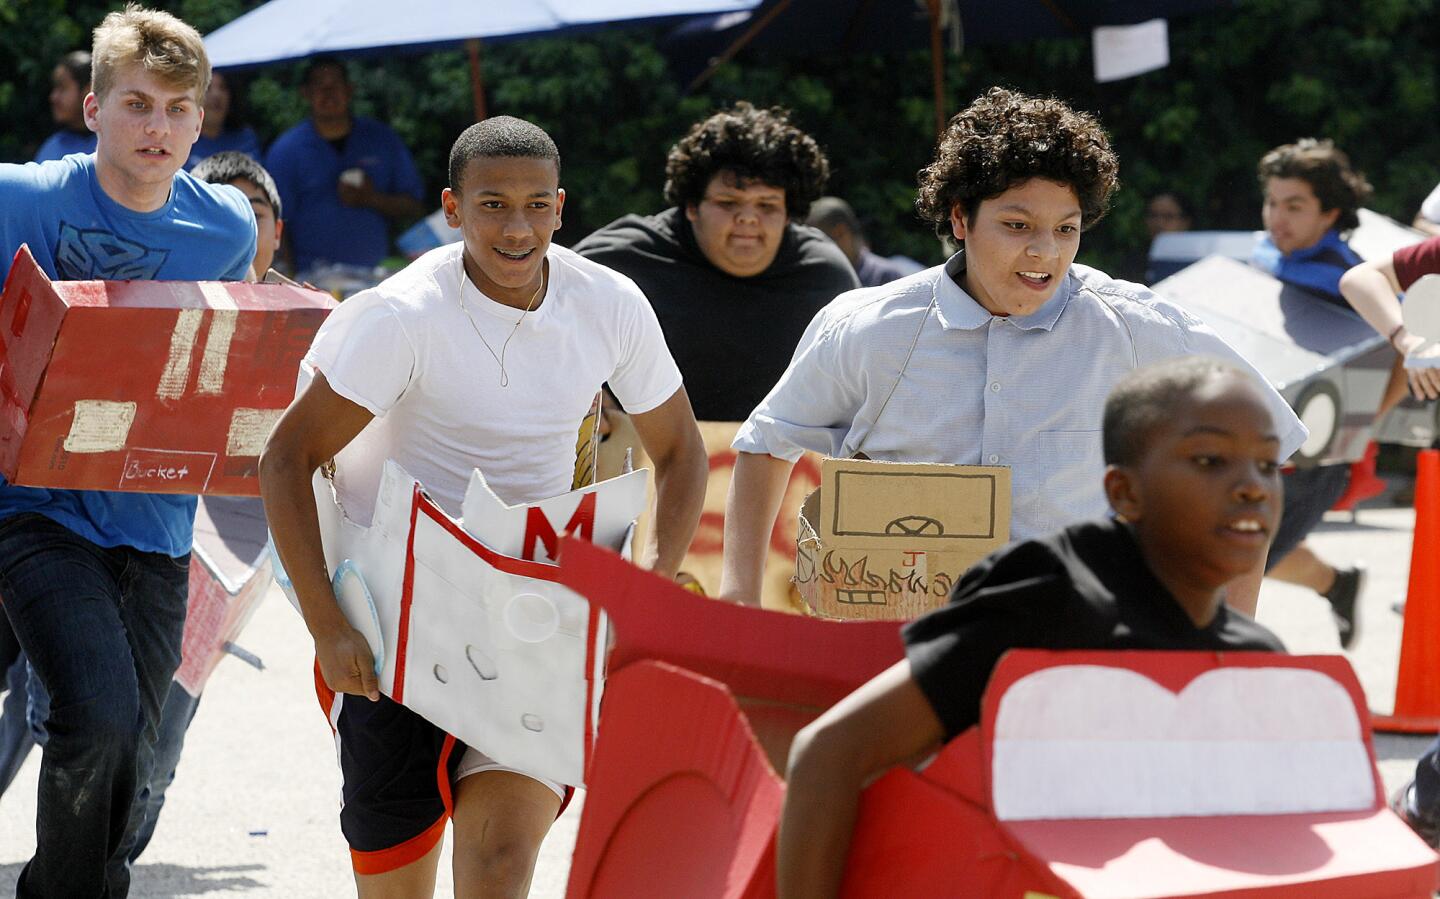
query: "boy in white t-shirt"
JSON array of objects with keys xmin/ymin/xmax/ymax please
[{"xmin": 260, "ymin": 117, "xmax": 707, "ymax": 896}]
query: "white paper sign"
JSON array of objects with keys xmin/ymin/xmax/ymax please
[{"xmin": 1093, "ymin": 18, "xmax": 1169, "ymax": 83}]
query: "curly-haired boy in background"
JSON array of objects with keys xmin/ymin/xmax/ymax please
[
  {"xmin": 720, "ymin": 88, "xmax": 1306, "ymax": 615},
  {"xmin": 574, "ymin": 102, "xmax": 858, "ymax": 422}
]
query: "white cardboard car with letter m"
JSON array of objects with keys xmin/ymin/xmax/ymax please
[{"xmin": 277, "ymin": 457, "xmax": 647, "ymax": 788}]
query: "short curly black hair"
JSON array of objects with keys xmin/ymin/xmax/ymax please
[
  {"xmin": 1103, "ymin": 356, "xmax": 1253, "ymax": 467},
  {"xmin": 663, "ymin": 102, "xmax": 829, "ymax": 219},
  {"xmin": 916, "ymin": 88, "xmax": 1119, "ymax": 233},
  {"xmin": 1257, "ymin": 139, "xmax": 1372, "ymax": 233}
]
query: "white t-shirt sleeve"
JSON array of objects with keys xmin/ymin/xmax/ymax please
[
  {"xmin": 607, "ymin": 291, "xmax": 684, "ymax": 415},
  {"xmin": 1134, "ymin": 298, "xmax": 1308, "ymax": 462},
  {"xmin": 303, "ymin": 296, "xmax": 417, "ymax": 417},
  {"xmin": 731, "ymin": 306, "xmax": 860, "ymax": 462}
]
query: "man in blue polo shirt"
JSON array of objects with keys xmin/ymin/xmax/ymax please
[
  {"xmin": 264, "ymin": 57, "xmax": 425, "ymax": 276},
  {"xmin": 0, "ymin": 7, "xmax": 255, "ymax": 896}
]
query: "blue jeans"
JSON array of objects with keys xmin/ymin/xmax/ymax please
[
  {"xmin": 0, "ymin": 666, "xmax": 205, "ymax": 864},
  {"xmin": 0, "ymin": 654, "xmax": 36, "ymax": 794},
  {"xmin": 1264, "ymin": 464, "xmax": 1351, "ymax": 569},
  {"xmin": 121, "ymin": 680, "xmax": 202, "ymax": 862},
  {"xmin": 0, "ymin": 512, "xmax": 188, "ymax": 898},
  {"xmin": 1411, "ymin": 737, "xmax": 1440, "ymax": 826}
]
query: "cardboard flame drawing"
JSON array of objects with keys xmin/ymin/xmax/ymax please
[{"xmin": 279, "ymin": 459, "xmax": 648, "ymax": 788}]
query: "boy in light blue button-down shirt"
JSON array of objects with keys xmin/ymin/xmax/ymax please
[{"xmin": 720, "ymin": 87, "xmax": 1305, "ymax": 616}]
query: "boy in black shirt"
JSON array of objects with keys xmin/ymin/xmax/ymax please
[
  {"xmin": 572, "ymin": 103, "xmax": 858, "ymax": 422},
  {"xmin": 777, "ymin": 357, "xmax": 1287, "ymax": 898}
]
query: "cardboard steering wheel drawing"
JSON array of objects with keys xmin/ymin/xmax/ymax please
[{"xmin": 288, "ymin": 460, "xmax": 648, "ymax": 788}]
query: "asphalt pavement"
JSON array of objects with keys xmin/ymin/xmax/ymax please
[{"xmin": 0, "ymin": 486, "xmax": 1433, "ymax": 897}]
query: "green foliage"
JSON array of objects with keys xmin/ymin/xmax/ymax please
[
  {"xmin": 1, "ymin": 0, "xmax": 1436, "ymax": 274},
  {"xmin": 0, "ymin": 0, "xmax": 111, "ymax": 161}
]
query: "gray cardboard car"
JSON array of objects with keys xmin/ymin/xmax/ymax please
[{"xmin": 1149, "ymin": 212, "xmax": 1434, "ymax": 465}]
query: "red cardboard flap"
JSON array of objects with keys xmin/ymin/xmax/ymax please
[
  {"xmin": 566, "ymin": 661, "xmax": 782, "ymax": 899},
  {"xmin": 973, "ymin": 651, "xmax": 1437, "ymax": 898},
  {"xmin": 556, "ymin": 536, "xmax": 903, "ymax": 710},
  {"xmin": 1004, "ymin": 811, "xmax": 1437, "ymax": 899},
  {"xmin": 0, "ymin": 246, "xmax": 65, "ymax": 414},
  {"xmin": 838, "ymin": 652, "xmax": 1436, "ymax": 898}
]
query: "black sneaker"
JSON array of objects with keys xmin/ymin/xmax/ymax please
[
  {"xmin": 1391, "ymin": 780, "xmax": 1440, "ymax": 848},
  {"xmin": 1324, "ymin": 565, "xmax": 1364, "ymax": 650}
]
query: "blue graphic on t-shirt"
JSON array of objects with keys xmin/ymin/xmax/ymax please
[{"xmin": 56, "ymin": 222, "xmax": 171, "ymax": 280}]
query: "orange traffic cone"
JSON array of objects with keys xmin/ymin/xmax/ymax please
[{"xmin": 1372, "ymin": 449, "xmax": 1440, "ymax": 733}]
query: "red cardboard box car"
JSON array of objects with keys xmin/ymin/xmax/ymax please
[
  {"xmin": 0, "ymin": 245, "xmax": 333, "ymax": 496},
  {"xmin": 557, "ymin": 540, "xmax": 1440, "ymax": 899}
]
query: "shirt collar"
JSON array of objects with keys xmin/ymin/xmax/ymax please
[
  {"xmin": 1254, "ymin": 228, "xmax": 1346, "ymax": 264},
  {"xmin": 934, "ymin": 250, "xmax": 1074, "ymax": 332},
  {"xmin": 1286, "ymin": 228, "xmax": 1346, "ymax": 262}
]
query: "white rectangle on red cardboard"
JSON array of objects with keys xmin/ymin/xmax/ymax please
[
  {"xmin": 65, "ymin": 400, "xmax": 137, "ymax": 453},
  {"xmin": 225, "ymin": 407, "xmax": 283, "ymax": 456},
  {"xmin": 118, "ymin": 448, "xmax": 216, "ymax": 492}
]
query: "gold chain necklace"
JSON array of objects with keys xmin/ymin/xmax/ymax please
[{"xmin": 458, "ymin": 253, "xmax": 545, "ymax": 388}]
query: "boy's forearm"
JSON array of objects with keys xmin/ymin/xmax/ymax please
[
  {"xmin": 258, "ymin": 448, "xmax": 343, "ymax": 637},
  {"xmin": 643, "ymin": 431, "xmax": 707, "ymax": 579},
  {"xmin": 719, "ymin": 451, "xmax": 795, "ymax": 604},
  {"xmin": 1339, "ymin": 264, "xmax": 1404, "ymax": 342},
  {"xmin": 778, "ymin": 662, "xmax": 945, "ymax": 898}
]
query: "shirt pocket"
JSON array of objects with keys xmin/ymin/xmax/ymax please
[{"xmin": 1034, "ymin": 429, "xmax": 1106, "ymax": 522}]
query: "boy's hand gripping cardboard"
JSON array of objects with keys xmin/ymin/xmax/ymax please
[
  {"xmin": 284, "ymin": 459, "xmax": 649, "ymax": 788},
  {"xmin": 0, "ymin": 245, "xmax": 334, "ymax": 495},
  {"xmin": 796, "ymin": 457, "xmax": 1011, "ymax": 619}
]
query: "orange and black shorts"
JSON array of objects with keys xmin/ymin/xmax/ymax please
[{"xmin": 314, "ymin": 664, "xmax": 571, "ymax": 875}]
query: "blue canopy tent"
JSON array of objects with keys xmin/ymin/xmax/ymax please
[
  {"xmin": 204, "ymin": 0, "xmax": 761, "ymax": 119},
  {"xmin": 668, "ymin": 0, "xmax": 1236, "ymax": 133}
]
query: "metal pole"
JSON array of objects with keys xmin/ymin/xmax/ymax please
[
  {"xmin": 467, "ymin": 38, "xmax": 487, "ymax": 121},
  {"xmin": 688, "ymin": 0, "xmax": 795, "ymax": 93}
]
